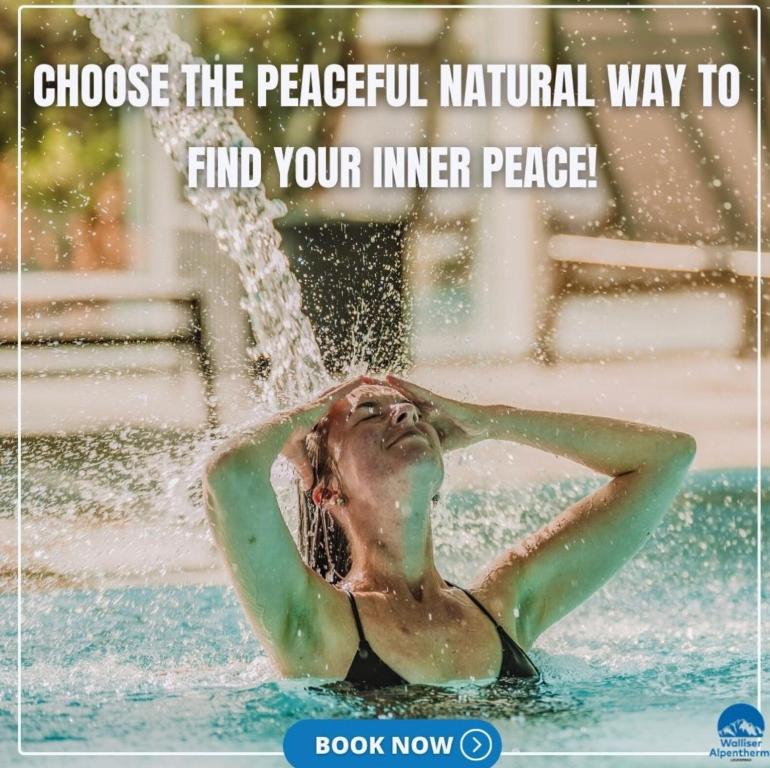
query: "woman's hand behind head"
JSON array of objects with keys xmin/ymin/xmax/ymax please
[
  {"xmin": 279, "ymin": 375, "xmax": 379, "ymax": 489},
  {"xmin": 385, "ymin": 374, "xmax": 492, "ymax": 452}
]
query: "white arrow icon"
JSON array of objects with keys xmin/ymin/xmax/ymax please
[{"xmin": 460, "ymin": 729, "xmax": 493, "ymax": 762}]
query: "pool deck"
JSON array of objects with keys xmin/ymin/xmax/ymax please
[{"xmin": 2, "ymin": 352, "xmax": 767, "ymax": 591}]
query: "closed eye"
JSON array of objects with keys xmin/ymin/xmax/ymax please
[{"xmin": 351, "ymin": 400, "xmax": 413, "ymax": 424}]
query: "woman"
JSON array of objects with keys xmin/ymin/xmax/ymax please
[{"xmin": 204, "ymin": 374, "xmax": 695, "ymax": 687}]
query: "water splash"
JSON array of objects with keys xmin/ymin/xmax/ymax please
[
  {"xmin": 74, "ymin": 0, "xmax": 328, "ymax": 407},
  {"xmin": 7, "ymin": 471, "xmax": 764, "ymax": 753}
]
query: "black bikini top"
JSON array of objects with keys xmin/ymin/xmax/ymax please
[{"xmin": 342, "ymin": 581, "xmax": 540, "ymax": 688}]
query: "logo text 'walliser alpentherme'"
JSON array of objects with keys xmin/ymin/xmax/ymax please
[{"xmin": 710, "ymin": 703, "xmax": 769, "ymax": 761}]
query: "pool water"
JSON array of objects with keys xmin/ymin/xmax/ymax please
[{"xmin": 2, "ymin": 468, "xmax": 768, "ymax": 767}]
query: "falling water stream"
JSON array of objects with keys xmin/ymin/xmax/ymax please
[{"xmin": 75, "ymin": 1, "xmax": 329, "ymax": 408}]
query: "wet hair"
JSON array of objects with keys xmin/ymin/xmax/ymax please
[{"xmin": 298, "ymin": 417, "xmax": 351, "ymax": 584}]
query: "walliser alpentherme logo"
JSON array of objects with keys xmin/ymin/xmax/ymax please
[{"xmin": 710, "ymin": 703, "xmax": 769, "ymax": 761}]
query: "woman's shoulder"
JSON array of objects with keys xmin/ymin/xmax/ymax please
[{"xmin": 462, "ymin": 575, "xmax": 532, "ymax": 651}]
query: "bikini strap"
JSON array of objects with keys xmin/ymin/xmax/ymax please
[
  {"xmin": 343, "ymin": 588, "xmax": 369, "ymax": 645},
  {"xmin": 446, "ymin": 581, "xmax": 502, "ymax": 629},
  {"xmin": 346, "ymin": 581, "xmax": 501, "ymax": 643}
]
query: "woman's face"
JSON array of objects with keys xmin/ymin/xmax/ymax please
[{"xmin": 317, "ymin": 384, "xmax": 444, "ymax": 512}]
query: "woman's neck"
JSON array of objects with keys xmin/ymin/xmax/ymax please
[{"xmin": 342, "ymin": 498, "xmax": 444, "ymax": 601}]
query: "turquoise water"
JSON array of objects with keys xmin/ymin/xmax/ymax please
[{"xmin": 2, "ymin": 468, "xmax": 768, "ymax": 767}]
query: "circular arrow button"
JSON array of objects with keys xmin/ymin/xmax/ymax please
[{"xmin": 459, "ymin": 728, "xmax": 494, "ymax": 762}]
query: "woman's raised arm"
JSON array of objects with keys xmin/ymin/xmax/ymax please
[
  {"xmin": 476, "ymin": 406, "xmax": 695, "ymax": 649},
  {"xmin": 384, "ymin": 375, "xmax": 696, "ymax": 650},
  {"xmin": 203, "ymin": 376, "xmax": 372, "ymax": 673}
]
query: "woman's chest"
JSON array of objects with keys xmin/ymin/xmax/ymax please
[{"xmin": 358, "ymin": 599, "xmax": 503, "ymax": 683}]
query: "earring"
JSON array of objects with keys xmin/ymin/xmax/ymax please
[{"xmin": 336, "ymin": 497, "xmax": 346, "ymax": 506}]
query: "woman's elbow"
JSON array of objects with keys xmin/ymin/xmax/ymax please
[
  {"xmin": 672, "ymin": 431, "xmax": 697, "ymax": 464},
  {"xmin": 206, "ymin": 440, "xmax": 238, "ymax": 476},
  {"xmin": 202, "ymin": 448, "xmax": 241, "ymax": 520},
  {"xmin": 204, "ymin": 441, "xmax": 250, "ymax": 490},
  {"xmin": 657, "ymin": 431, "xmax": 697, "ymax": 472}
]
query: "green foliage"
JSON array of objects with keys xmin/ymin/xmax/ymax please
[
  {"xmin": 4, "ymin": 3, "xmax": 358, "ymax": 208},
  {"xmin": 5, "ymin": 4, "xmax": 120, "ymax": 209}
]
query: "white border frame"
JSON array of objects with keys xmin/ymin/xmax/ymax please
[{"xmin": 15, "ymin": 2, "xmax": 763, "ymax": 759}]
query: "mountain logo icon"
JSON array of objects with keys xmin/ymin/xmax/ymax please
[{"xmin": 717, "ymin": 704, "xmax": 764, "ymax": 739}]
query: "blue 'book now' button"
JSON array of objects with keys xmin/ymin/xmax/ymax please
[{"xmin": 284, "ymin": 719, "xmax": 502, "ymax": 768}]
